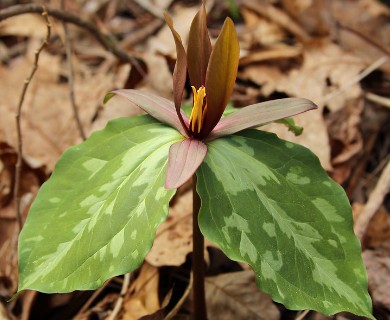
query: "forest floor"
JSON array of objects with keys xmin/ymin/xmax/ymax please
[{"xmin": 0, "ymin": 0, "xmax": 389, "ymax": 319}]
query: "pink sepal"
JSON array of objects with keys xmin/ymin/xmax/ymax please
[
  {"xmin": 165, "ymin": 138, "xmax": 207, "ymax": 189},
  {"xmin": 111, "ymin": 89, "xmax": 189, "ymax": 137}
]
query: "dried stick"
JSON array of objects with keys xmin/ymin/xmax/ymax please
[
  {"xmin": 61, "ymin": 0, "xmax": 86, "ymax": 140},
  {"xmin": 13, "ymin": 7, "xmax": 51, "ymax": 230},
  {"xmin": 320, "ymin": 56, "xmax": 389, "ymax": 105},
  {"xmin": 107, "ymin": 273, "xmax": 131, "ymax": 320},
  {"xmin": 295, "ymin": 309, "xmax": 310, "ymax": 320},
  {"xmin": 75, "ymin": 280, "xmax": 111, "ymax": 318},
  {"xmin": 355, "ymin": 160, "xmax": 390, "ymax": 242},
  {"xmin": 337, "ymin": 23, "xmax": 390, "ymax": 58},
  {"xmin": 0, "ymin": 4, "xmax": 143, "ymax": 74}
]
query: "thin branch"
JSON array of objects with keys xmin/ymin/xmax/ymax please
[
  {"xmin": 75, "ymin": 281, "xmax": 110, "ymax": 317},
  {"xmin": 61, "ymin": 0, "xmax": 86, "ymax": 140},
  {"xmin": 13, "ymin": 6, "xmax": 51, "ymax": 231},
  {"xmin": 0, "ymin": 4, "xmax": 144, "ymax": 74},
  {"xmin": 107, "ymin": 273, "xmax": 131, "ymax": 320},
  {"xmin": 320, "ymin": 56, "xmax": 389, "ymax": 105},
  {"xmin": 366, "ymin": 92, "xmax": 390, "ymax": 109},
  {"xmin": 295, "ymin": 309, "xmax": 310, "ymax": 320},
  {"xmin": 355, "ymin": 160, "xmax": 390, "ymax": 243},
  {"xmin": 337, "ymin": 22, "xmax": 390, "ymax": 58}
]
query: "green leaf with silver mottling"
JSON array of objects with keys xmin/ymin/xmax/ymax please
[
  {"xmin": 197, "ymin": 129, "xmax": 373, "ymax": 319},
  {"xmin": 18, "ymin": 116, "xmax": 182, "ymax": 293}
]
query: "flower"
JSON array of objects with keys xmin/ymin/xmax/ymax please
[{"xmin": 104, "ymin": 2, "xmax": 317, "ymax": 190}]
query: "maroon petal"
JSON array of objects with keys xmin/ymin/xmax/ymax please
[
  {"xmin": 165, "ymin": 138, "xmax": 207, "ymax": 189},
  {"xmin": 108, "ymin": 89, "xmax": 189, "ymax": 136},
  {"xmin": 187, "ymin": 2, "xmax": 212, "ymax": 88},
  {"xmin": 207, "ymin": 98, "xmax": 317, "ymax": 140},
  {"xmin": 164, "ymin": 12, "xmax": 190, "ymax": 135},
  {"xmin": 201, "ymin": 17, "xmax": 240, "ymax": 137}
]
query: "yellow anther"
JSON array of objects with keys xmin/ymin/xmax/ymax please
[{"xmin": 189, "ymin": 86, "xmax": 207, "ymax": 133}]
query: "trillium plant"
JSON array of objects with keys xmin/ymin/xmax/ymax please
[{"xmin": 18, "ymin": 3, "xmax": 374, "ymax": 319}]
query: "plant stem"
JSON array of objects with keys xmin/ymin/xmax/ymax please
[{"xmin": 192, "ymin": 175, "xmax": 207, "ymax": 320}]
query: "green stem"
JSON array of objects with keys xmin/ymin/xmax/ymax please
[{"xmin": 192, "ymin": 175, "xmax": 207, "ymax": 320}]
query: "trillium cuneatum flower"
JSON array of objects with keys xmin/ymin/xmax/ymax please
[
  {"xmin": 17, "ymin": 3, "xmax": 374, "ymax": 319},
  {"xmin": 105, "ymin": 3, "xmax": 317, "ymax": 189}
]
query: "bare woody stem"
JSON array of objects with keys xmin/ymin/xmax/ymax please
[
  {"xmin": 61, "ymin": 0, "xmax": 86, "ymax": 141},
  {"xmin": 0, "ymin": 4, "xmax": 144, "ymax": 74},
  {"xmin": 192, "ymin": 175, "xmax": 207, "ymax": 320},
  {"xmin": 14, "ymin": 7, "xmax": 51, "ymax": 230}
]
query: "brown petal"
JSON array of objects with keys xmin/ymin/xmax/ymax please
[
  {"xmin": 202, "ymin": 17, "xmax": 240, "ymax": 137},
  {"xmin": 164, "ymin": 12, "xmax": 190, "ymax": 135},
  {"xmin": 187, "ymin": 2, "xmax": 212, "ymax": 88}
]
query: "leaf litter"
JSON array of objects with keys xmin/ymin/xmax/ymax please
[{"xmin": 0, "ymin": 0, "xmax": 389, "ymax": 318}]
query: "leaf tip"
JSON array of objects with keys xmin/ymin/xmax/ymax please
[
  {"xmin": 103, "ymin": 92, "xmax": 115, "ymax": 104},
  {"xmin": 8, "ymin": 291, "xmax": 22, "ymax": 302}
]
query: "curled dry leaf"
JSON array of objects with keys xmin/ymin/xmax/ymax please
[
  {"xmin": 146, "ymin": 191, "xmax": 211, "ymax": 267},
  {"xmin": 0, "ymin": 49, "xmax": 127, "ymax": 171},
  {"xmin": 205, "ymin": 270, "xmax": 280, "ymax": 320},
  {"xmin": 363, "ymin": 247, "xmax": 390, "ymax": 309},
  {"xmin": 123, "ymin": 263, "xmax": 160, "ymax": 320}
]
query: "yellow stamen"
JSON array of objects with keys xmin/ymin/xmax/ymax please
[{"xmin": 189, "ymin": 86, "xmax": 207, "ymax": 133}]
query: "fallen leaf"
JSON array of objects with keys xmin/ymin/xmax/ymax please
[
  {"xmin": 240, "ymin": 7, "xmax": 286, "ymax": 49},
  {"xmin": 205, "ymin": 270, "xmax": 280, "ymax": 320},
  {"xmin": 363, "ymin": 246, "xmax": 390, "ymax": 309},
  {"xmin": 146, "ymin": 191, "xmax": 211, "ymax": 267},
  {"xmin": 123, "ymin": 263, "xmax": 160, "ymax": 320},
  {"xmin": 0, "ymin": 47, "xmax": 127, "ymax": 171}
]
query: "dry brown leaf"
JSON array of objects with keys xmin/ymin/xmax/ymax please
[
  {"xmin": 134, "ymin": 0, "xmax": 174, "ymax": 18},
  {"xmin": 146, "ymin": 191, "xmax": 212, "ymax": 267},
  {"xmin": 242, "ymin": 0, "xmax": 310, "ymax": 42},
  {"xmin": 281, "ymin": 0, "xmax": 332, "ymax": 36},
  {"xmin": 123, "ymin": 263, "xmax": 160, "ymax": 320},
  {"xmin": 239, "ymin": 45, "xmax": 302, "ymax": 66},
  {"xmin": 240, "ymin": 7, "xmax": 286, "ymax": 49},
  {"xmin": 262, "ymin": 110, "xmax": 332, "ymax": 171},
  {"xmin": 332, "ymin": 0, "xmax": 390, "ymax": 72},
  {"xmin": 146, "ymin": 191, "xmax": 192, "ymax": 267},
  {"xmin": 146, "ymin": 5, "xmax": 199, "ymax": 56},
  {"xmin": 0, "ymin": 13, "xmax": 48, "ymax": 37},
  {"xmin": 326, "ymin": 98, "xmax": 364, "ymax": 183},
  {"xmin": 0, "ymin": 45, "xmax": 127, "ymax": 171},
  {"xmin": 354, "ymin": 204, "xmax": 390, "ymax": 249},
  {"xmin": 363, "ymin": 247, "xmax": 390, "ymax": 309},
  {"xmin": 276, "ymin": 40, "xmax": 365, "ymax": 111},
  {"xmin": 0, "ymin": 302, "xmax": 9, "ymax": 320},
  {"xmin": 205, "ymin": 270, "xmax": 280, "ymax": 320}
]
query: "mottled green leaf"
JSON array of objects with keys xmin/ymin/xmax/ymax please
[
  {"xmin": 197, "ymin": 130, "xmax": 373, "ymax": 319},
  {"xmin": 18, "ymin": 116, "xmax": 182, "ymax": 293}
]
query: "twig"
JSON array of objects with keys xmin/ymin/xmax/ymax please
[
  {"xmin": 107, "ymin": 273, "xmax": 131, "ymax": 320},
  {"xmin": 295, "ymin": 309, "xmax": 310, "ymax": 320},
  {"xmin": 320, "ymin": 56, "xmax": 389, "ymax": 105},
  {"xmin": 75, "ymin": 280, "xmax": 111, "ymax": 317},
  {"xmin": 61, "ymin": 0, "xmax": 86, "ymax": 140},
  {"xmin": 365, "ymin": 92, "xmax": 390, "ymax": 109},
  {"xmin": 355, "ymin": 160, "xmax": 390, "ymax": 242},
  {"xmin": 13, "ymin": 6, "xmax": 51, "ymax": 230},
  {"xmin": 337, "ymin": 23, "xmax": 390, "ymax": 58},
  {"xmin": 0, "ymin": 4, "xmax": 144, "ymax": 74}
]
